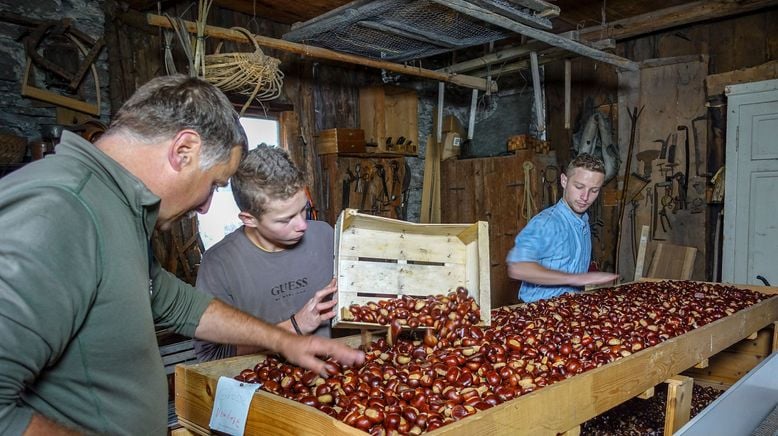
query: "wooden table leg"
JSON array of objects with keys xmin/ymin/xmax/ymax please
[{"xmin": 664, "ymin": 375, "xmax": 693, "ymax": 435}]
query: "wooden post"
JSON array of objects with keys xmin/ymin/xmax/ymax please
[
  {"xmin": 772, "ymin": 321, "xmax": 778, "ymax": 352},
  {"xmin": 529, "ymin": 51, "xmax": 545, "ymax": 133},
  {"xmin": 633, "ymin": 225, "xmax": 650, "ymax": 281},
  {"xmin": 664, "ymin": 375, "xmax": 693, "ymax": 435}
]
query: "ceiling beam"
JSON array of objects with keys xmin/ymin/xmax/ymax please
[
  {"xmin": 438, "ymin": 0, "xmax": 778, "ymax": 76},
  {"xmin": 431, "ymin": 0, "xmax": 639, "ymax": 71},
  {"xmin": 142, "ymin": 12, "xmax": 497, "ymax": 92},
  {"xmin": 576, "ymin": 0, "xmax": 778, "ymax": 42},
  {"xmin": 437, "ymin": 32, "xmax": 614, "ymax": 75}
]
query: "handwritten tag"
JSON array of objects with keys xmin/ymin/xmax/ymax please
[{"xmin": 209, "ymin": 376, "xmax": 260, "ymax": 435}]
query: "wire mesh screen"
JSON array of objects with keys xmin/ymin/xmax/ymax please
[{"xmin": 284, "ymin": 0, "xmax": 540, "ymax": 62}]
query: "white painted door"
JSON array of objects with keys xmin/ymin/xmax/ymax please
[{"xmin": 722, "ymin": 79, "xmax": 778, "ymax": 286}]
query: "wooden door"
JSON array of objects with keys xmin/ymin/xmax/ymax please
[{"xmin": 722, "ymin": 79, "xmax": 778, "ymax": 285}]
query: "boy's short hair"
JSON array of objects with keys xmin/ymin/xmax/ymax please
[
  {"xmin": 566, "ymin": 153, "xmax": 606, "ymax": 176},
  {"xmin": 231, "ymin": 144, "xmax": 307, "ymax": 217}
]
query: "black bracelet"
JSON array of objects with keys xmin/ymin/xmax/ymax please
[{"xmin": 290, "ymin": 313, "xmax": 303, "ymax": 335}]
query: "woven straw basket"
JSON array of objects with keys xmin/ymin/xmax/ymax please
[
  {"xmin": 204, "ymin": 27, "xmax": 284, "ymax": 115},
  {"xmin": 0, "ymin": 133, "xmax": 27, "ymax": 164}
]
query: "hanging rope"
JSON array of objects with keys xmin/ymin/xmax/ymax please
[{"xmin": 521, "ymin": 161, "xmax": 538, "ymax": 220}]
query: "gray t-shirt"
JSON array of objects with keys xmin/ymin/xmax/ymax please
[{"xmin": 193, "ymin": 220, "xmax": 334, "ymax": 362}]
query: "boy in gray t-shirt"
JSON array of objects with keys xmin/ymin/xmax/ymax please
[{"xmin": 194, "ymin": 145, "xmax": 336, "ymax": 362}]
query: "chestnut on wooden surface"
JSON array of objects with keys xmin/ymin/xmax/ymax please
[{"xmin": 233, "ymin": 281, "xmax": 771, "ymax": 434}]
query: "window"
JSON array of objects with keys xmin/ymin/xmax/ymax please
[{"xmin": 197, "ymin": 117, "xmax": 279, "ymax": 250}]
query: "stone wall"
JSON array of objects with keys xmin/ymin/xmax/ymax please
[{"xmin": 0, "ymin": 0, "xmax": 109, "ymax": 147}]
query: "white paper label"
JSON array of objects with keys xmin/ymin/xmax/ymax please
[{"xmin": 209, "ymin": 376, "xmax": 261, "ymax": 435}]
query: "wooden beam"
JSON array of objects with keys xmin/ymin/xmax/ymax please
[
  {"xmin": 467, "ymin": 0, "xmax": 553, "ymax": 29},
  {"xmin": 438, "ymin": 34, "xmax": 613, "ymax": 75},
  {"xmin": 576, "ymin": 0, "xmax": 778, "ymax": 43},
  {"xmin": 143, "ymin": 13, "xmax": 495, "ymax": 92},
  {"xmin": 706, "ymin": 59, "xmax": 778, "ymax": 96},
  {"xmin": 430, "ymin": 0, "xmax": 639, "ymax": 71}
]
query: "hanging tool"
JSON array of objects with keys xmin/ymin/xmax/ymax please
[
  {"xmin": 360, "ymin": 165, "xmax": 373, "ymax": 212},
  {"xmin": 342, "ymin": 167, "xmax": 356, "ymax": 210},
  {"xmin": 541, "ymin": 165, "xmax": 559, "ymax": 208},
  {"xmin": 400, "ymin": 161, "xmax": 411, "ymax": 220},
  {"xmin": 520, "ymin": 161, "xmax": 538, "ymax": 220},
  {"xmin": 354, "ymin": 163, "xmax": 362, "ymax": 193},
  {"xmin": 677, "ymin": 125, "xmax": 690, "ymax": 205},
  {"xmin": 376, "ymin": 164, "xmax": 390, "ymax": 202},
  {"xmin": 655, "ymin": 134, "xmax": 670, "ymax": 160},
  {"xmin": 691, "ymin": 115, "xmax": 711, "ymax": 178},
  {"xmin": 636, "ymin": 149, "xmax": 660, "ymax": 180},
  {"xmin": 614, "ymin": 106, "xmax": 644, "ymax": 275},
  {"xmin": 672, "ymin": 171, "xmax": 688, "ymax": 211}
]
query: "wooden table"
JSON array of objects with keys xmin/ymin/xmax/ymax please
[{"xmin": 175, "ymin": 283, "xmax": 778, "ymax": 435}]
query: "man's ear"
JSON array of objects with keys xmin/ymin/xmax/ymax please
[
  {"xmin": 560, "ymin": 172, "xmax": 568, "ymax": 190},
  {"xmin": 168, "ymin": 130, "xmax": 201, "ymax": 171},
  {"xmin": 238, "ymin": 211, "xmax": 259, "ymax": 228}
]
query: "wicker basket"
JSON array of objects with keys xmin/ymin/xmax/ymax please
[
  {"xmin": 204, "ymin": 27, "xmax": 284, "ymax": 115},
  {"xmin": 0, "ymin": 133, "xmax": 27, "ymax": 164}
]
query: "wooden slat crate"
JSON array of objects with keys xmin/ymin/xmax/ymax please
[
  {"xmin": 175, "ymin": 282, "xmax": 778, "ymax": 435},
  {"xmin": 332, "ymin": 208, "xmax": 491, "ymax": 329}
]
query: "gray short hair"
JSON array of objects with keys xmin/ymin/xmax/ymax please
[{"xmin": 106, "ymin": 74, "xmax": 248, "ymax": 169}]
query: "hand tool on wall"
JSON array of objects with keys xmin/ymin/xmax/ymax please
[
  {"xmin": 400, "ymin": 161, "xmax": 411, "ymax": 220},
  {"xmin": 691, "ymin": 115, "xmax": 711, "ymax": 178},
  {"xmin": 359, "ymin": 165, "xmax": 374, "ymax": 212},
  {"xmin": 354, "ymin": 163, "xmax": 362, "ymax": 193},
  {"xmin": 655, "ymin": 134, "xmax": 670, "ymax": 160},
  {"xmin": 376, "ymin": 164, "xmax": 390, "ymax": 202},
  {"xmin": 672, "ymin": 171, "xmax": 688, "ymax": 211},
  {"xmin": 636, "ymin": 149, "xmax": 660, "ymax": 181},
  {"xmin": 677, "ymin": 125, "xmax": 690, "ymax": 204},
  {"xmin": 667, "ymin": 132, "xmax": 677, "ymax": 165},
  {"xmin": 541, "ymin": 165, "xmax": 559, "ymax": 208},
  {"xmin": 342, "ymin": 167, "xmax": 355, "ymax": 210},
  {"xmin": 614, "ymin": 106, "xmax": 643, "ymax": 275}
]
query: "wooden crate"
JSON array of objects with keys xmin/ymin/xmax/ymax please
[
  {"xmin": 316, "ymin": 128, "xmax": 366, "ymax": 155},
  {"xmin": 174, "ymin": 282, "xmax": 778, "ymax": 435},
  {"xmin": 332, "ymin": 208, "xmax": 491, "ymax": 329}
]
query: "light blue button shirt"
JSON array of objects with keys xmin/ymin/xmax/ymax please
[{"xmin": 506, "ymin": 199, "xmax": 591, "ymax": 303}]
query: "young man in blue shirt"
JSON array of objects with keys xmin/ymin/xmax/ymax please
[{"xmin": 506, "ymin": 153, "xmax": 618, "ymax": 302}]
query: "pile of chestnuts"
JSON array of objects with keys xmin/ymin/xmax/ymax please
[{"xmin": 234, "ymin": 280, "xmax": 771, "ymax": 435}]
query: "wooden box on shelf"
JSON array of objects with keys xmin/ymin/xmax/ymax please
[{"xmin": 317, "ymin": 128, "xmax": 366, "ymax": 155}]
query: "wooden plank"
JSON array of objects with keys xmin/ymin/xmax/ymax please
[
  {"xmin": 633, "ymin": 225, "xmax": 650, "ymax": 281},
  {"xmin": 576, "ymin": 0, "xmax": 778, "ymax": 44},
  {"xmin": 646, "ymin": 243, "xmax": 697, "ymax": 280},
  {"xmin": 430, "ymin": 0, "xmax": 639, "ymax": 71},
  {"xmin": 773, "ymin": 321, "xmax": 778, "ymax": 352},
  {"xmin": 664, "ymin": 375, "xmax": 693, "ymax": 435},
  {"xmin": 176, "ymin": 283, "xmax": 778, "ymax": 435},
  {"xmin": 143, "ymin": 12, "xmax": 495, "ymax": 92},
  {"xmin": 706, "ymin": 59, "xmax": 778, "ymax": 97}
]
